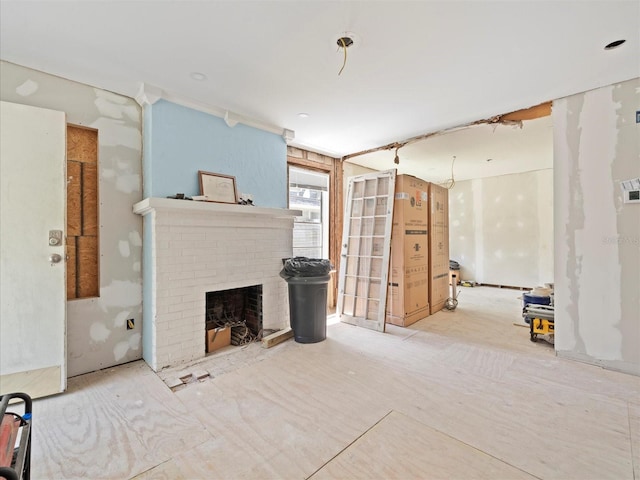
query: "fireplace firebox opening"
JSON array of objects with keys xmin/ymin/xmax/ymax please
[{"xmin": 205, "ymin": 285, "xmax": 263, "ymax": 352}]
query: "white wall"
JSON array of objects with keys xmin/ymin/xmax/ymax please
[
  {"xmin": 1, "ymin": 61, "xmax": 143, "ymax": 377},
  {"xmin": 449, "ymin": 170, "xmax": 554, "ymax": 288},
  {"xmin": 553, "ymin": 77, "xmax": 639, "ymax": 376}
]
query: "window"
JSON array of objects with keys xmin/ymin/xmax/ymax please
[{"xmin": 288, "ymin": 166, "xmax": 329, "ymax": 259}]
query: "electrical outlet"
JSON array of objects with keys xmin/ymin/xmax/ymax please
[
  {"xmin": 127, "ymin": 318, "xmax": 135, "ymax": 330},
  {"xmin": 623, "ymin": 190, "xmax": 640, "ymax": 204}
]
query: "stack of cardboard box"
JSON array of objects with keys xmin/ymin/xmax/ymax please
[
  {"xmin": 428, "ymin": 182, "xmax": 450, "ymax": 314},
  {"xmin": 385, "ymin": 175, "xmax": 430, "ymax": 327},
  {"xmin": 385, "ymin": 175, "xmax": 450, "ymax": 327}
]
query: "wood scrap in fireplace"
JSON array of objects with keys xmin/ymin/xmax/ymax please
[{"xmin": 230, "ymin": 323, "xmax": 257, "ymax": 346}]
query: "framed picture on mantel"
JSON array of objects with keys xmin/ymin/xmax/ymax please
[{"xmin": 198, "ymin": 171, "xmax": 238, "ymax": 204}]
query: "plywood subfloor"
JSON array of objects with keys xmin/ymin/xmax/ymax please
[
  {"xmin": 310, "ymin": 411, "xmax": 536, "ymax": 479},
  {"xmin": 29, "ymin": 287, "xmax": 639, "ymax": 479}
]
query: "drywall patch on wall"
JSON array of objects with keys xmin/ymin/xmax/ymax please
[
  {"xmin": 113, "ymin": 333, "xmax": 140, "ymax": 362},
  {"xmin": 113, "ymin": 311, "xmax": 131, "ymax": 328},
  {"xmin": 129, "ymin": 231, "xmax": 142, "ymax": 246},
  {"xmin": 90, "ymin": 118, "xmax": 140, "ymax": 149},
  {"xmin": 94, "ymin": 89, "xmax": 138, "ymax": 121},
  {"xmin": 554, "ymin": 77, "xmax": 639, "ymax": 375},
  {"xmin": 574, "ymin": 85, "xmax": 622, "ymax": 361},
  {"xmin": 0, "ymin": 61, "xmax": 143, "ymax": 377},
  {"xmin": 101, "ymin": 280, "xmax": 143, "ymax": 308},
  {"xmin": 553, "ymin": 97, "xmax": 583, "ymax": 354},
  {"xmin": 90, "ymin": 323, "xmax": 111, "ymax": 343},
  {"xmin": 116, "ymin": 173, "xmax": 141, "ymax": 194},
  {"xmin": 113, "ymin": 342, "xmax": 129, "ymax": 362},
  {"xmin": 15, "ymin": 79, "xmax": 38, "ymax": 96},
  {"xmin": 119, "ymin": 240, "xmax": 131, "ymax": 257},
  {"xmin": 102, "ymin": 161, "xmax": 141, "ymax": 193}
]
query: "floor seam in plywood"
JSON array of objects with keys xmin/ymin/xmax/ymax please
[
  {"xmin": 131, "ymin": 458, "xmax": 173, "ymax": 479},
  {"xmin": 628, "ymin": 402, "xmax": 638, "ymax": 480},
  {"xmin": 399, "ymin": 330, "xmax": 421, "ymax": 341},
  {"xmin": 393, "ymin": 408, "xmax": 546, "ymax": 480},
  {"xmin": 306, "ymin": 410, "xmax": 395, "ymax": 480}
]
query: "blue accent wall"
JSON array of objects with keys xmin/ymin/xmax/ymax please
[
  {"xmin": 144, "ymin": 99, "xmax": 287, "ymax": 208},
  {"xmin": 143, "ymin": 104, "xmax": 153, "ymax": 198},
  {"xmin": 141, "ymin": 216, "xmax": 153, "ymax": 366}
]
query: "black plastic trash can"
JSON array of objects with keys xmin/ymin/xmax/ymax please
[
  {"xmin": 280, "ymin": 257, "xmax": 332, "ymax": 343},
  {"xmin": 285, "ymin": 274, "xmax": 331, "ymax": 343}
]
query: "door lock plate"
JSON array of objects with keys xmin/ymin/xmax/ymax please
[{"xmin": 49, "ymin": 230, "xmax": 63, "ymax": 246}]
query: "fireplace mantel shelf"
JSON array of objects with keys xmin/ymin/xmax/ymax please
[{"xmin": 133, "ymin": 197, "xmax": 301, "ymax": 218}]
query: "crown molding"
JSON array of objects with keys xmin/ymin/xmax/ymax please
[{"xmin": 134, "ymin": 82, "xmax": 291, "ymax": 138}]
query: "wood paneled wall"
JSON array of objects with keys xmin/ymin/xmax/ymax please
[{"xmin": 66, "ymin": 125, "xmax": 99, "ymax": 299}]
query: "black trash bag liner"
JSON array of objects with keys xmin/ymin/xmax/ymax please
[{"xmin": 280, "ymin": 257, "xmax": 333, "ymax": 279}]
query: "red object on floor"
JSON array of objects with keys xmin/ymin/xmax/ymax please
[{"xmin": 0, "ymin": 413, "xmax": 20, "ymax": 467}]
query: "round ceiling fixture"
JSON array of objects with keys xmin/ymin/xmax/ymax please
[
  {"xmin": 331, "ymin": 31, "xmax": 361, "ymax": 50},
  {"xmin": 190, "ymin": 72, "xmax": 207, "ymax": 81},
  {"xmin": 336, "ymin": 36, "xmax": 354, "ymax": 48},
  {"xmin": 604, "ymin": 39, "xmax": 626, "ymax": 50},
  {"xmin": 297, "ymin": 113, "xmax": 310, "ymax": 118}
]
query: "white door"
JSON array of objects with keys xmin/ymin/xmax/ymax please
[
  {"xmin": 337, "ymin": 169, "xmax": 396, "ymax": 332},
  {"xmin": 0, "ymin": 101, "xmax": 67, "ymax": 398}
]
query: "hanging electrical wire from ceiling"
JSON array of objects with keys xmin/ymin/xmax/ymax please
[
  {"xmin": 440, "ymin": 155, "xmax": 456, "ymax": 190},
  {"xmin": 337, "ymin": 36, "xmax": 353, "ymax": 76},
  {"xmin": 393, "ymin": 146, "xmax": 400, "ymax": 164}
]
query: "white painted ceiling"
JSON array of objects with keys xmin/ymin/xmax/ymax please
[{"xmin": 1, "ymin": 1, "xmax": 638, "ymax": 178}]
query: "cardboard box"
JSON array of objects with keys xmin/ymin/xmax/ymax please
[
  {"xmin": 386, "ymin": 267, "xmax": 430, "ymax": 327},
  {"xmin": 390, "ymin": 175, "xmax": 430, "ymax": 270},
  {"xmin": 386, "ymin": 175, "xmax": 430, "ymax": 326},
  {"xmin": 206, "ymin": 326, "xmax": 231, "ymax": 353},
  {"xmin": 428, "ymin": 183, "xmax": 450, "ymax": 314}
]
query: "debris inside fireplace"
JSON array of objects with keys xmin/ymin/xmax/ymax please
[
  {"xmin": 229, "ymin": 323, "xmax": 254, "ymax": 346},
  {"xmin": 205, "ymin": 286, "xmax": 263, "ymax": 349},
  {"xmin": 207, "ymin": 314, "xmax": 257, "ymax": 346}
]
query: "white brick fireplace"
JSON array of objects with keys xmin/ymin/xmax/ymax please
[{"xmin": 133, "ymin": 198, "xmax": 300, "ymax": 371}]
